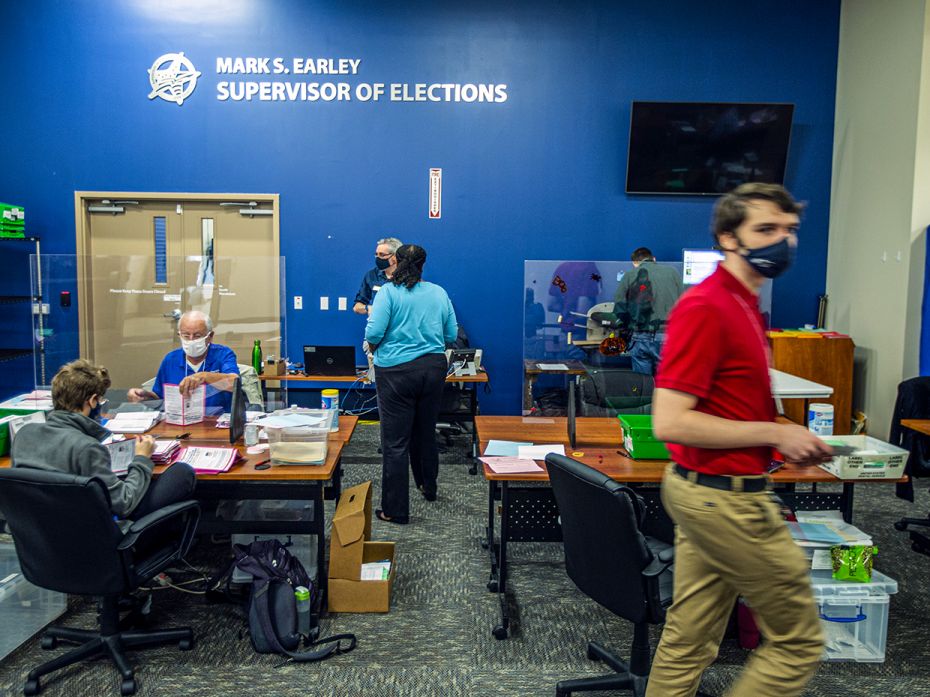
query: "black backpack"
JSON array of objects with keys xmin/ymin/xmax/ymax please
[
  {"xmin": 232, "ymin": 539, "xmax": 357, "ymax": 661},
  {"xmin": 622, "ymin": 266, "xmax": 656, "ymax": 331}
]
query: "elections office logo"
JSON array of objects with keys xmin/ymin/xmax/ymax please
[{"xmin": 148, "ymin": 52, "xmax": 201, "ymax": 105}]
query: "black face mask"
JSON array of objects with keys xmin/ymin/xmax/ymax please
[
  {"xmin": 375, "ymin": 257, "xmax": 391, "ymax": 271},
  {"xmin": 88, "ymin": 398, "xmax": 107, "ymax": 423},
  {"xmin": 740, "ymin": 237, "xmax": 796, "ymax": 279}
]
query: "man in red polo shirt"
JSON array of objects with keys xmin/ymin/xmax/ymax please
[{"xmin": 645, "ymin": 183, "xmax": 831, "ymax": 697}]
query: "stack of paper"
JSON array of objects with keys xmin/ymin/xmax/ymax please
[
  {"xmin": 360, "ymin": 560, "xmax": 392, "ymax": 581},
  {"xmin": 0, "ymin": 392, "xmax": 53, "ymax": 411},
  {"xmin": 790, "ymin": 511, "xmax": 873, "ymax": 567},
  {"xmin": 106, "ymin": 411, "xmax": 161, "ymax": 434},
  {"xmin": 479, "ymin": 457, "xmax": 543, "ymax": 474},
  {"xmin": 151, "ymin": 440, "xmax": 181, "ymax": 465},
  {"xmin": 176, "ymin": 446, "xmax": 239, "ymax": 473}
]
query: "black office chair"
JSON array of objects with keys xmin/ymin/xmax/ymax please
[
  {"xmin": 545, "ymin": 453, "xmax": 674, "ymax": 697},
  {"xmin": 0, "ymin": 467, "xmax": 200, "ymax": 696},
  {"xmin": 891, "ymin": 377, "xmax": 930, "ymax": 554},
  {"xmin": 577, "ymin": 368, "xmax": 654, "ymax": 417}
]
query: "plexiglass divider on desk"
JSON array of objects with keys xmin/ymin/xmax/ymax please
[
  {"xmin": 29, "ymin": 254, "xmax": 287, "ymax": 414},
  {"xmin": 523, "ymin": 258, "xmax": 775, "ymax": 418}
]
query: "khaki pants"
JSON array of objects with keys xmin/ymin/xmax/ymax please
[{"xmin": 645, "ymin": 464, "xmax": 824, "ymax": 697}]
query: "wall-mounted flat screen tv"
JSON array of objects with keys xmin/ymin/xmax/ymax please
[{"xmin": 626, "ymin": 102, "xmax": 794, "ymax": 195}]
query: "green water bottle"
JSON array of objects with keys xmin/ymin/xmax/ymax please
[{"xmin": 252, "ymin": 339, "xmax": 263, "ymax": 375}]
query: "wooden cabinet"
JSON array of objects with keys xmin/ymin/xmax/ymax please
[{"xmin": 768, "ymin": 335, "xmax": 855, "ymax": 435}]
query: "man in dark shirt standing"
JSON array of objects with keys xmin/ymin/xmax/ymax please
[
  {"xmin": 645, "ymin": 184, "xmax": 831, "ymax": 697},
  {"xmin": 353, "ymin": 237, "xmax": 402, "ymax": 315},
  {"xmin": 613, "ymin": 247, "xmax": 684, "ymax": 374}
]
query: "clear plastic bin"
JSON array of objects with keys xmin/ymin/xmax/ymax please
[
  {"xmin": 0, "ymin": 542, "xmax": 67, "ymax": 661},
  {"xmin": 262, "ymin": 409, "xmax": 331, "ymax": 466},
  {"xmin": 810, "ymin": 568, "xmax": 898, "ymax": 663}
]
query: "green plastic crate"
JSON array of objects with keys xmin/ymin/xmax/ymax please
[
  {"xmin": 0, "ymin": 406, "xmax": 47, "ymax": 456},
  {"xmin": 617, "ymin": 414, "xmax": 670, "ymax": 460}
]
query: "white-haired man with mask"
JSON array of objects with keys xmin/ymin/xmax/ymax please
[
  {"xmin": 128, "ymin": 311, "xmax": 239, "ymax": 412},
  {"xmin": 353, "ymin": 237, "xmax": 402, "ymax": 315}
]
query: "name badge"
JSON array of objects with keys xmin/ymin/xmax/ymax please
[{"xmin": 372, "ymin": 285, "xmax": 381, "ymax": 292}]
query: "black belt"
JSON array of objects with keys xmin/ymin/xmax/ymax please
[{"xmin": 673, "ymin": 464, "xmax": 768, "ymax": 493}]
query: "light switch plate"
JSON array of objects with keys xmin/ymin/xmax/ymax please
[{"xmin": 294, "ymin": 295, "xmax": 303, "ymax": 310}]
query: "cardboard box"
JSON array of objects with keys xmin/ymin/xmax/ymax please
[
  {"xmin": 265, "ymin": 359, "xmax": 287, "ymax": 376},
  {"xmin": 327, "ymin": 542, "xmax": 395, "ymax": 613},
  {"xmin": 327, "ymin": 481, "xmax": 396, "ymax": 613}
]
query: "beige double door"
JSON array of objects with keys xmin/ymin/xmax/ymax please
[{"xmin": 75, "ymin": 193, "xmax": 280, "ymax": 389}]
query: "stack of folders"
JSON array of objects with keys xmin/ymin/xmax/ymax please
[
  {"xmin": 106, "ymin": 411, "xmax": 162, "ymax": 434},
  {"xmin": 175, "ymin": 445, "xmax": 240, "ymax": 474},
  {"xmin": 151, "ymin": 440, "xmax": 181, "ymax": 465},
  {"xmin": 788, "ymin": 511, "xmax": 873, "ymax": 567}
]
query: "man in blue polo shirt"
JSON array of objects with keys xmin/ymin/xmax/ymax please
[
  {"xmin": 127, "ymin": 311, "xmax": 239, "ymax": 412},
  {"xmin": 353, "ymin": 237, "xmax": 402, "ymax": 315}
]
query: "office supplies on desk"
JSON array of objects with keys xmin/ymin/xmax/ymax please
[
  {"xmin": 176, "ymin": 446, "xmax": 239, "ymax": 473},
  {"xmin": 105, "ymin": 411, "xmax": 161, "ymax": 434},
  {"xmin": 517, "ymin": 444, "xmax": 566, "ymax": 460},
  {"xmin": 484, "ymin": 440, "xmax": 532, "ymax": 457},
  {"xmin": 479, "ymin": 457, "xmax": 543, "ymax": 474},
  {"xmin": 164, "ymin": 384, "xmax": 205, "ymax": 426},
  {"xmin": 150, "ymin": 440, "xmax": 181, "ymax": 465}
]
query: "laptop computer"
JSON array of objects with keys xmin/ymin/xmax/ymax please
[{"xmin": 303, "ymin": 345, "xmax": 356, "ymax": 377}]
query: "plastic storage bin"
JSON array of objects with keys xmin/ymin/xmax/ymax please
[
  {"xmin": 817, "ymin": 435, "xmax": 908, "ymax": 480},
  {"xmin": 810, "ymin": 568, "xmax": 898, "ymax": 662},
  {"xmin": 263, "ymin": 409, "xmax": 330, "ymax": 466},
  {"xmin": 0, "ymin": 542, "xmax": 67, "ymax": 661},
  {"xmin": 617, "ymin": 414, "xmax": 670, "ymax": 460}
]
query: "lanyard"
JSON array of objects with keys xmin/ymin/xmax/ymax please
[{"xmin": 730, "ymin": 292, "xmax": 772, "ymax": 370}]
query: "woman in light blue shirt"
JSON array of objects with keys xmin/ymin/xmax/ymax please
[{"xmin": 365, "ymin": 244, "xmax": 458, "ymax": 524}]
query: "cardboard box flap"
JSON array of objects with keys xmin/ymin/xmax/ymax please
[{"xmin": 331, "ymin": 481, "xmax": 372, "ymax": 548}]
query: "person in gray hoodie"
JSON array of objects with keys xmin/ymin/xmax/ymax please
[{"xmin": 12, "ymin": 359, "xmax": 194, "ymax": 519}]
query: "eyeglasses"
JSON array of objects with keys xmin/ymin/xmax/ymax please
[
  {"xmin": 179, "ymin": 332, "xmax": 209, "ymax": 341},
  {"xmin": 375, "ymin": 252, "xmax": 393, "ymax": 259}
]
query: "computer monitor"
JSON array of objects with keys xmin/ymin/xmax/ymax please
[
  {"xmin": 682, "ymin": 248, "xmax": 724, "ymax": 286},
  {"xmin": 303, "ymin": 345, "xmax": 356, "ymax": 377},
  {"xmin": 229, "ymin": 377, "xmax": 246, "ymax": 444}
]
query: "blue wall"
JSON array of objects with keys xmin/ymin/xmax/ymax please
[{"xmin": 0, "ymin": 0, "xmax": 841, "ymax": 413}]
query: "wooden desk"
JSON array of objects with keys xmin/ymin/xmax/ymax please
[
  {"xmin": 476, "ymin": 415, "xmax": 889, "ymax": 640},
  {"xmin": 902, "ymin": 419, "xmax": 930, "ymax": 437},
  {"xmin": 522, "ymin": 359, "xmax": 587, "ymax": 414},
  {"xmin": 261, "ymin": 371, "xmax": 490, "ymax": 470},
  {"xmin": 1, "ymin": 416, "xmax": 359, "ymax": 611}
]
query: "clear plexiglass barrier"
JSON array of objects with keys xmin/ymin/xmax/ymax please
[
  {"xmin": 26, "ymin": 254, "xmax": 288, "ymax": 412},
  {"xmin": 522, "ymin": 259, "xmax": 772, "ymax": 417}
]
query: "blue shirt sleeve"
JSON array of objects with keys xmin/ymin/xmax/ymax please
[
  {"xmin": 214, "ymin": 345, "xmax": 240, "ymax": 375},
  {"xmin": 443, "ymin": 295, "xmax": 458, "ymax": 344},
  {"xmin": 152, "ymin": 355, "xmax": 170, "ymax": 397},
  {"xmin": 364, "ymin": 283, "xmax": 392, "ymax": 346}
]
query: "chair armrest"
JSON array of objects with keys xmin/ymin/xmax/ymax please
[
  {"xmin": 642, "ymin": 547, "xmax": 675, "ymax": 578},
  {"xmin": 117, "ymin": 500, "xmax": 200, "ymax": 551}
]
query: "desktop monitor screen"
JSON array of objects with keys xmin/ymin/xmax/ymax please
[
  {"xmin": 682, "ymin": 248, "xmax": 724, "ymax": 286},
  {"xmin": 229, "ymin": 377, "xmax": 246, "ymax": 444}
]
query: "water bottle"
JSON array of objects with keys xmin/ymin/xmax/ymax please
[
  {"xmin": 294, "ymin": 586, "xmax": 311, "ymax": 636},
  {"xmin": 252, "ymin": 339, "xmax": 263, "ymax": 375}
]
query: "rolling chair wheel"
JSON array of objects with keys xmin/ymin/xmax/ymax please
[
  {"xmin": 39, "ymin": 636, "xmax": 57, "ymax": 650},
  {"xmin": 492, "ymin": 625, "xmax": 508, "ymax": 640},
  {"xmin": 178, "ymin": 637, "xmax": 194, "ymax": 651},
  {"xmin": 23, "ymin": 678, "xmax": 40, "ymax": 696},
  {"xmin": 120, "ymin": 678, "xmax": 137, "ymax": 696},
  {"xmin": 894, "ymin": 521, "xmax": 908, "ymax": 531}
]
